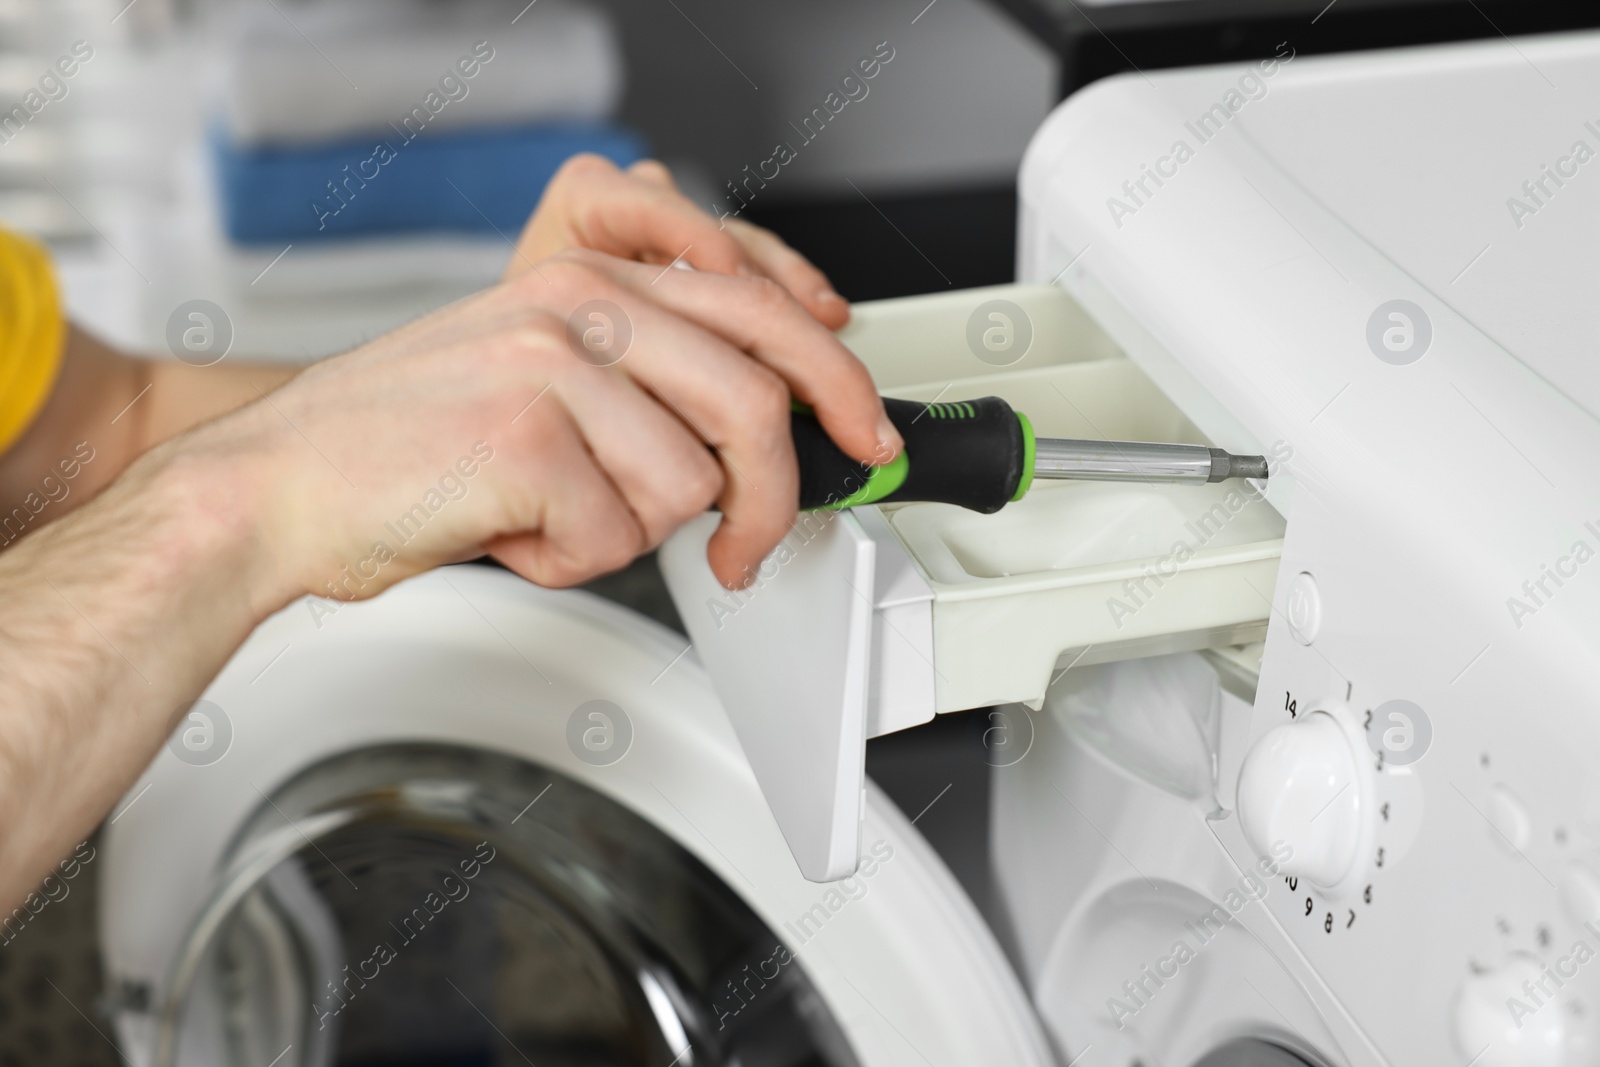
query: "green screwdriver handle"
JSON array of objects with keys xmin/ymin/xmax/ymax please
[{"xmin": 793, "ymin": 395, "xmax": 1036, "ymax": 513}]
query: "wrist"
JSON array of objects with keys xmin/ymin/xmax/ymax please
[{"xmin": 128, "ymin": 429, "xmax": 296, "ymax": 624}]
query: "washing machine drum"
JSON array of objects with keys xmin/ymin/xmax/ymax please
[{"xmin": 102, "ymin": 566, "xmax": 1054, "ymax": 1067}]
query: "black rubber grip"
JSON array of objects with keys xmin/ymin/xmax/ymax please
[{"xmin": 793, "ymin": 395, "xmax": 1027, "ymax": 513}]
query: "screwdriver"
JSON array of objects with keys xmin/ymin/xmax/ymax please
[{"xmin": 794, "ymin": 395, "xmax": 1269, "ymax": 513}]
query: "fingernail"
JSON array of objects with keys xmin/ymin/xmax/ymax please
[
  {"xmin": 875, "ymin": 415, "xmax": 903, "ymax": 461},
  {"xmin": 816, "ymin": 288, "xmax": 845, "ymax": 305}
]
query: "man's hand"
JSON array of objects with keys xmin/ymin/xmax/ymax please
[
  {"xmin": 0, "ymin": 158, "xmax": 846, "ymax": 539},
  {"xmin": 507, "ymin": 154, "xmax": 851, "ymax": 330},
  {"xmin": 247, "ymin": 247, "xmax": 898, "ymax": 593}
]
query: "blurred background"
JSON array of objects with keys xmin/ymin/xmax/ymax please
[{"xmin": 0, "ymin": 0, "xmax": 1056, "ymax": 365}]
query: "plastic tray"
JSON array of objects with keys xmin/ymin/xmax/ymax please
[{"xmin": 840, "ymin": 284, "xmax": 1286, "ymax": 713}]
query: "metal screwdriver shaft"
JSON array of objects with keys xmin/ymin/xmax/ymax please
[
  {"xmin": 1032, "ymin": 438, "xmax": 1269, "ymax": 485},
  {"xmin": 792, "ymin": 394, "xmax": 1270, "ymax": 514}
]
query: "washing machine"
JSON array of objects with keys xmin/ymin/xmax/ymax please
[
  {"xmin": 98, "ymin": 565, "xmax": 1055, "ymax": 1067},
  {"xmin": 101, "ymin": 27, "xmax": 1600, "ymax": 1067}
]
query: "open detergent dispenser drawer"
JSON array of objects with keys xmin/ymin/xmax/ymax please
[{"xmin": 659, "ymin": 284, "xmax": 1285, "ymax": 881}]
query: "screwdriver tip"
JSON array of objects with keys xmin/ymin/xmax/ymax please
[
  {"xmin": 1209, "ymin": 449, "xmax": 1270, "ymax": 482},
  {"xmin": 1230, "ymin": 454, "xmax": 1270, "ymax": 481}
]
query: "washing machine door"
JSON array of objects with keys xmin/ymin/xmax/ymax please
[{"xmin": 101, "ymin": 565, "xmax": 1054, "ymax": 1067}]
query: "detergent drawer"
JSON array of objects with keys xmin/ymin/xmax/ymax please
[
  {"xmin": 839, "ymin": 283, "xmax": 1286, "ymax": 717},
  {"xmin": 658, "ymin": 282, "xmax": 1285, "ymax": 881}
]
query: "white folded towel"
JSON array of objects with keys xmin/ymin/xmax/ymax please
[{"xmin": 220, "ymin": 0, "xmax": 625, "ymax": 147}]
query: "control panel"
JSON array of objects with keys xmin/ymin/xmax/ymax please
[{"xmin": 1210, "ymin": 546, "xmax": 1599, "ymax": 1067}]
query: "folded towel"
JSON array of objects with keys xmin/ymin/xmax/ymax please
[
  {"xmin": 213, "ymin": 122, "xmax": 646, "ymax": 243},
  {"xmin": 221, "ymin": 0, "xmax": 624, "ymax": 148}
]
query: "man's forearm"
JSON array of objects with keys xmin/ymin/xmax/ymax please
[{"xmin": 0, "ymin": 438, "xmax": 279, "ymax": 905}]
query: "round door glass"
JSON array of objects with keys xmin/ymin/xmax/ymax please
[{"xmin": 162, "ymin": 743, "xmax": 859, "ymax": 1067}]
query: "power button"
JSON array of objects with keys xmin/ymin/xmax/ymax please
[{"xmin": 1286, "ymin": 572, "xmax": 1322, "ymax": 645}]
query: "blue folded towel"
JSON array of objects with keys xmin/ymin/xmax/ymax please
[{"xmin": 213, "ymin": 122, "xmax": 647, "ymax": 243}]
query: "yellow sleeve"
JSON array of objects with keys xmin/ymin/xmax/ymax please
[{"xmin": 0, "ymin": 228, "xmax": 65, "ymax": 456}]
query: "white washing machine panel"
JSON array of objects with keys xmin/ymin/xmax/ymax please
[{"xmin": 1008, "ymin": 29, "xmax": 1600, "ymax": 1067}]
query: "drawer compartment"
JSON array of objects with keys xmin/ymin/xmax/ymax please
[{"xmin": 838, "ymin": 284, "xmax": 1285, "ymax": 713}]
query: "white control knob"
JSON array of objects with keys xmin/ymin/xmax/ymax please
[
  {"xmin": 1452, "ymin": 955, "xmax": 1568, "ymax": 1067},
  {"xmin": 1236, "ymin": 711, "xmax": 1365, "ymax": 888}
]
